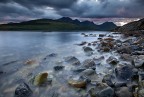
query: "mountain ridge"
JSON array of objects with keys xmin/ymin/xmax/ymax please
[{"xmin": 0, "ymin": 17, "xmax": 117, "ymax": 31}]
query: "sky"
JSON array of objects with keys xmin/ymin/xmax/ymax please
[{"xmin": 0, "ymin": 0, "xmax": 144, "ymax": 26}]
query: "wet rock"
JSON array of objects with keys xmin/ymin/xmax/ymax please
[
  {"xmin": 115, "ymin": 87, "xmax": 133, "ymax": 97},
  {"xmin": 114, "ymin": 82, "xmax": 127, "ymax": 88},
  {"xmin": 101, "ymin": 47, "xmax": 110, "ymax": 52},
  {"xmin": 138, "ymin": 89, "xmax": 144, "ymax": 97},
  {"xmin": 106, "ymin": 56, "xmax": 119, "ymax": 65},
  {"xmin": 76, "ymin": 41, "xmax": 87, "ymax": 46},
  {"xmin": 117, "ymin": 45, "xmax": 132, "ymax": 54},
  {"xmin": 99, "ymin": 34, "xmax": 105, "ymax": 37},
  {"xmin": 34, "ymin": 72, "xmax": 48, "ymax": 86},
  {"xmin": 102, "ymin": 74, "xmax": 114, "ymax": 87},
  {"xmin": 72, "ymin": 67, "xmax": 86, "ymax": 73},
  {"xmin": 54, "ymin": 65, "xmax": 65, "ymax": 71},
  {"xmin": 80, "ymin": 69, "xmax": 96, "ymax": 76},
  {"xmin": 25, "ymin": 59, "xmax": 36, "ymax": 65},
  {"xmin": 68, "ymin": 77, "xmax": 86, "ymax": 88},
  {"xmin": 103, "ymin": 38, "xmax": 114, "ymax": 41},
  {"xmin": 97, "ymin": 87, "xmax": 114, "ymax": 97},
  {"xmin": 0, "ymin": 71, "xmax": 4, "ymax": 75},
  {"xmin": 88, "ymin": 43, "xmax": 91, "ymax": 46},
  {"xmin": 93, "ymin": 56, "xmax": 104, "ymax": 61},
  {"xmin": 120, "ymin": 54, "xmax": 133, "ymax": 61},
  {"xmin": 48, "ymin": 53, "xmax": 57, "ymax": 57},
  {"xmin": 83, "ymin": 46, "xmax": 93, "ymax": 52},
  {"xmin": 132, "ymin": 51, "xmax": 144, "ymax": 55},
  {"xmin": 82, "ymin": 59, "xmax": 96, "ymax": 68},
  {"xmin": 115, "ymin": 65, "xmax": 133, "ymax": 80},
  {"xmin": 14, "ymin": 83, "xmax": 32, "ymax": 97},
  {"xmin": 134, "ymin": 59, "xmax": 144, "ymax": 68},
  {"xmin": 64, "ymin": 56, "xmax": 80, "ymax": 65}
]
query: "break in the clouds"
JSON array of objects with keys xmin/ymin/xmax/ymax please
[{"xmin": 0, "ymin": 0, "xmax": 144, "ymax": 25}]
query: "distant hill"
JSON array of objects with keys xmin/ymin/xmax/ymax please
[
  {"xmin": 0, "ymin": 17, "xmax": 117, "ymax": 31},
  {"xmin": 113, "ymin": 18, "xmax": 144, "ymax": 32}
]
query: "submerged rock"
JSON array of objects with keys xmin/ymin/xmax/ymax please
[
  {"xmin": 14, "ymin": 83, "xmax": 32, "ymax": 97},
  {"xmin": 83, "ymin": 46, "xmax": 93, "ymax": 52},
  {"xmin": 64, "ymin": 56, "xmax": 80, "ymax": 65},
  {"xmin": 53, "ymin": 65, "xmax": 65, "ymax": 71},
  {"xmin": 34, "ymin": 72, "xmax": 48, "ymax": 86},
  {"xmin": 106, "ymin": 56, "xmax": 119, "ymax": 65},
  {"xmin": 97, "ymin": 87, "xmax": 114, "ymax": 97},
  {"xmin": 68, "ymin": 77, "xmax": 86, "ymax": 88},
  {"xmin": 82, "ymin": 59, "xmax": 96, "ymax": 68}
]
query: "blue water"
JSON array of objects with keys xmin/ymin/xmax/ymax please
[{"xmin": 0, "ymin": 31, "xmax": 116, "ymax": 97}]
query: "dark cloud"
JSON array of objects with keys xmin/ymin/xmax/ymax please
[{"xmin": 0, "ymin": 0, "xmax": 144, "ymax": 23}]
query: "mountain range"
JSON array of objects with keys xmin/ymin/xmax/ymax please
[{"xmin": 0, "ymin": 17, "xmax": 117, "ymax": 31}]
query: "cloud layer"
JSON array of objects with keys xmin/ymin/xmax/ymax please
[{"xmin": 0, "ymin": 0, "xmax": 144, "ymax": 23}]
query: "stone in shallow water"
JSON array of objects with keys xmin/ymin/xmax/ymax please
[
  {"xmin": 83, "ymin": 46, "xmax": 93, "ymax": 52},
  {"xmin": 64, "ymin": 56, "xmax": 80, "ymax": 65},
  {"xmin": 82, "ymin": 59, "xmax": 96, "ymax": 68},
  {"xmin": 106, "ymin": 56, "xmax": 119, "ymax": 65},
  {"xmin": 53, "ymin": 65, "xmax": 65, "ymax": 71},
  {"xmin": 34, "ymin": 72, "xmax": 48, "ymax": 86},
  {"xmin": 14, "ymin": 83, "xmax": 32, "ymax": 97},
  {"xmin": 97, "ymin": 87, "xmax": 114, "ymax": 97},
  {"xmin": 68, "ymin": 76, "xmax": 86, "ymax": 88}
]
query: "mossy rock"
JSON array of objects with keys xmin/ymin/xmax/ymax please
[
  {"xmin": 68, "ymin": 79, "xmax": 86, "ymax": 88},
  {"xmin": 34, "ymin": 72, "xmax": 48, "ymax": 86}
]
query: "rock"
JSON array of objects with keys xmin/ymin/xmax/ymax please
[
  {"xmin": 76, "ymin": 41, "xmax": 87, "ymax": 46},
  {"xmin": 99, "ymin": 34, "xmax": 105, "ymax": 37},
  {"xmin": 54, "ymin": 65, "xmax": 64, "ymax": 71},
  {"xmin": 82, "ymin": 59, "xmax": 96, "ymax": 68},
  {"xmin": 114, "ymin": 82, "xmax": 127, "ymax": 88},
  {"xmin": 120, "ymin": 54, "xmax": 133, "ymax": 61},
  {"xmin": 103, "ymin": 38, "xmax": 114, "ymax": 41},
  {"xmin": 115, "ymin": 87, "xmax": 133, "ymax": 97},
  {"xmin": 101, "ymin": 47, "xmax": 110, "ymax": 52},
  {"xmin": 80, "ymin": 69, "xmax": 96, "ymax": 76},
  {"xmin": 68, "ymin": 77, "xmax": 86, "ymax": 88},
  {"xmin": 134, "ymin": 59, "xmax": 144, "ymax": 68},
  {"xmin": 138, "ymin": 89, "xmax": 144, "ymax": 97},
  {"xmin": 97, "ymin": 87, "xmax": 114, "ymax": 97},
  {"xmin": 102, "ymin": 74, "xmax": 114, "ymax": 87},
  {"xmin": 72, "ymin": 68, "xmax": 86, "ymax": 73},
  {"xmin": 115, "ymin": 65, "xmax": 133, "ymax": 80},
  {"xmin": 83, "ymin": 46, "xmax": 93, "ymax": 52},
  {"xmin": 117, "ymin": 46, "xmax": 132, "ymax": 54},
  {"xmin": 106, "ymin": 56, "xmax": 119, "ymax": 65},
  {"xmin": 34, "ymin": 72, "xmax": 48, "ymax": 86},
  {"xmin": 14, "ymin": 83, "xmax": 32, "ymax": 97},
  {"xmin": 132, "ymin": 51, "xmax": 144, "ymax": 55},
  {"xmin": 43, "ymin": 53, "xmax": 57, "ymax": 60},
  {"xmin": 25, "ymin": 59, "xmax": 36, "ymax": 65},
  {"xmin": 64, "ymin": 56, "xmax": 80, "ymax": 65}
]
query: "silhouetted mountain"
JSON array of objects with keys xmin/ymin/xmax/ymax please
[
  {"xmin": 113, "ymin": 18, "xmax": 144, "ymax": 32},
  {"xmin": 0, "ymin": 17, "xmax": 117, "ymax": 31},
  {"xmin": 98, "ymin": 22, "xmax": 117, "ymax": 31}
]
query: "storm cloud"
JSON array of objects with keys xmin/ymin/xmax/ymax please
[{"xmin": 0, "ymin": 0, "xmax": 144, "ymax": 23}]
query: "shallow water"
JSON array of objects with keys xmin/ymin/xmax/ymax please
[{"xmin": 0, "ymin": 31, "xmax": 122, "ymax": 97}]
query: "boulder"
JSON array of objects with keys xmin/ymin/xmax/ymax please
[
  {"xmin": 82, "ymin": 59, "xmax": 96, "ymax": 68},
  {"xmin": 14, "ymin": 83, "xmax": 32, "ymax": 97},
  {"xmin": 64, "ymin": 56, "xmax": 80, "ymax": 65},
  {"xmin": 115, "ymin": 87, "xmax": 133, "ymax": 97},
  {"xmin": 34, "ymin": 72, "xmax": 48, "ymax": 86},
  {"xmin": 83, "ymin": 46, "xmax": 93, "ymax": 52},
  {"xmin": 53, "ymin": 65, "xmax": 65, "ymax": 71},
  {"xmin": 68, "ymin": 77, "xmax": 86, "ymax": 88},
  {"xmin": 106, "ymin": 56, "xmax": 119, "ymax": 65},
  {"xmin": 115, "ymin": 65, "xmax": 133, "ymax": 80}
]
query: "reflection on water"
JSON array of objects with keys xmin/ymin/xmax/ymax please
[{"xmin": 0, "ymin": 31, "xmax": 117, "ymax": 97}]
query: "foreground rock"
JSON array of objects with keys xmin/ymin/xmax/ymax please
[
  {"xmin": 83, "ymin": 46, "xmax": 93, "ymax": 52},
  {"xmin": 82, "ymin": 59, "xmax": 96, "ymax": 68},
  {"xmin": 106, "ymin": 56, "xmax": 119, "ymax": 65},
  {"xmin": 68, "ymin": 77, "xmax": 86, "ymax": 88},
  {"xmin": 14, "ymin": 83, "xmax": 32, "ymax": 97},
  {"xmin": 89, "ymin": 83, "xmax": 114, "ymax": 97},
  {"xmin": 115, "ymin": 87, "xmax": 133, "ymax": 97},
  {"xmin": 115, "ymin": 65, "xmax": 133, "ymax": 81},
  {"xmin": 34, "ymin": 72, "xmax": 48, "ymax": 86},
  {"xmin": 64, "ymin": 56, "xmax": 80, "ymax": 65}
]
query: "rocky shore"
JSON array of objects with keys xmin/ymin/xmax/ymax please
[{"xmin": 0, "ymin": 31, "xmax": 144, "ymax": 97}]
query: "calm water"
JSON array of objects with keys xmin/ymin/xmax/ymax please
[{"xmin": 0, "ymin": 31, "xmax": 121, "ymax": 97}]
